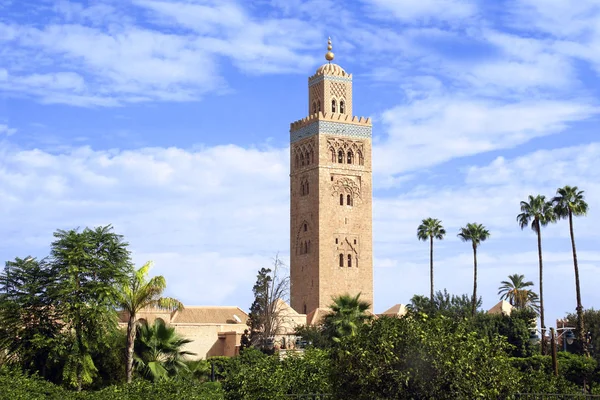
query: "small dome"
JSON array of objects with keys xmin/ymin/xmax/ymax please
[{"xmin": 315, "ymin": 63, "xmax": 347, "ymax": 76}]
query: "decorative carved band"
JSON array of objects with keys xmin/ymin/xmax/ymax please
[
  {"xmin": 309, "ymin": 74, "xmax": 352, "ymax": 86},
  {"xmin": 290, "ymin": 120, "xmax": 372, "ymax": 143},
  {"xmin": 331, "ymin": 177, "xmax": 361, "ymax": 199}
]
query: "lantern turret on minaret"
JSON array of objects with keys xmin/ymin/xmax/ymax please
[{"xmin": 289, "ymin": 38, "xmax": 373, "ymax": 317}]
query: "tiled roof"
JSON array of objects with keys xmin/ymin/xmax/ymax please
[
  {"xmin": 380, "ymin": 304, "xmax": 408, "ymax": 317},
  {"xmin": 172, "ymin": 306, "xmax": 249, "ymax": 324},
  {"xmin": 487, "ymin": 300, "xmax": 513, "ymax": 316}
]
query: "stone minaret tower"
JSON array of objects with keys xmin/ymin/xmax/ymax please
[{"xmin": 289, "ymin": 38, "xmax": 373, "ymax": 316}]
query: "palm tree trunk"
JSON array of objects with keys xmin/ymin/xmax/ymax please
[
  {"xmin": 430, "ymin": 235, "xmax": 434, "ymax": 303},
  {"xmin": 569, "ymin": 211, "xmax": 586, "ymax": 355},
  {"xmin": 537, "ymin": 226, "xmax": 546, "ymax": 356},
  {"xmin": 126, "ymin": 315, "xmax": 136, "ymax": 383},
  {"xmin": 472, "ymin": 243, "xmax": 477, "ymax": 317}
]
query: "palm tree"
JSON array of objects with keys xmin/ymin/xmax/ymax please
[
  {"xmin": 457, "ymin": 223, "xmax": 490, "ymax": 317},
  {"xmin": 553, "ymin": 185, "xmax": 589, "ymax": 353},
  {"xmin": 324, "ymin": 293, "xmax": 371, "ymax": 343},
  {"xmin": 117, "ymin": 261, "xmax": 184, "ymax": 383},
  {"xmin": 417, "ymin": 218, "xmax": 446, "ymax": 302},
  {"xmin": 498, "ymin": 274, "xmax": 539, "ymax": 312},
  {"xmin": 517, "ymin": 194, "xmax": 556, "ymax": 355},
  {"xmin": 134, "ymin": 318, "xmax": 195, "ymax": 381}
]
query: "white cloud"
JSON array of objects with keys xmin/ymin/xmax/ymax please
[
  {"xmin": 1, "ymin": 139, "xmax": 599, "ymax": 326},
  {"xmin": 0, "ymin": 142, "xmax": 289, "ymax": 308},
  {"xmin": 374, "ymin": 96, "xmax": 598, "ymax": 178},
  {"xmin": 364, "ymin": 0, "xmax": 477, "ymax": 24},
  {"xmin": 0, "ymin": 124, "xmax": 16, "ymax": 136}
]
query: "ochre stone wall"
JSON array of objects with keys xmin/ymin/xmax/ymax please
[{"xmin": 290, "ymin": 62, "xmax": 373, "ymax": 315}]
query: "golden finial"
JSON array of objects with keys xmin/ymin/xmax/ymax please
[{"xmin": 325, "ymin": 37, "xmax": 334, "ymax": 62}]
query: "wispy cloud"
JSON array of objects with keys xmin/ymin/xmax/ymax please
[
  {"xmin": 374, "ymin": 96, "xmax": 598, "ymax": 178},
  {"xmin": 0, "ymin": 124, "xmax": 17, "ymax": 136}
]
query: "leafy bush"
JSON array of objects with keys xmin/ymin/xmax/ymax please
[
  {"xmin": 223, "ymin": 347, "xmax": 331, "ymax": 400},
  {"xmin": 0, "ymin": 367, "xmax": 75, "ymax": 400},
  {"xmin": 0, "ymin": 367, "xmax": 224, "ymax": 399},
  {"xmin": 84, "ymin": 379, "xmax": 224, "ymax": 399},
  {"xmin": 331, "ymin": 314, "xmax": 520, "ymax": 399}
]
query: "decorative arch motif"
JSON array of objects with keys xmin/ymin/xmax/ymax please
[
  {"xmin": 326, "ymin": 138, "xmax": 365, "ymax": 165},
  {"xmin": 295, "ymin": 219, "xmax": 312, "ymax": 256},
  {"xmin": 331, "ymin": 177, "xmax": 361, "ymax": 200},
  {"xmin": 292, "ymin": 137, "xmax": 316, "ymax": 169}
]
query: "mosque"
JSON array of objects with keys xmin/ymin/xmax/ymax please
[{"xmin": 121, "ymin": 39, "xmax": 509, "ymax": 359}]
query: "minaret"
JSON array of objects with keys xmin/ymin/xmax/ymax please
[{"xmin": 289, "ymin": 38, "xmax": 373, "ymax": 316}]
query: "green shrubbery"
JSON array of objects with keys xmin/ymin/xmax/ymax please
[
  {"xmin": 0, "ymin": 367, "xmax": 224, "ymax": 400},
  {"xmin": 223, "ymin": 348, "xmax": 330, "ymax": 399}
]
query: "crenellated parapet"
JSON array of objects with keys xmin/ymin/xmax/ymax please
[
  {"xmin": 290, "ymin": 112, "xmax": 372, "ymax": 143},
  {"xmin": 290, "ymin": 112, "xmax": 371, "ymax": 132}
]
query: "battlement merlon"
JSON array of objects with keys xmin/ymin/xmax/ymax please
[
  {"xmin": 289, "ymin": 113, "xmax": 372, "ymax": 144},
  {"xmin": 290, "ymin": 112, "xmax": 371, "ymax": 133}
]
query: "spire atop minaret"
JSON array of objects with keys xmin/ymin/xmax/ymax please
[{"xmin": 325, "ymin": 37, "xmax": 334, "ymax": 63}]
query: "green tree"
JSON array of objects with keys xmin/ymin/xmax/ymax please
[
  {"xmin": 553, "ymin": 185, "xmax": 589, "ymax": 353},
  {"xmin": 517, "ymin": 194, "xmax": 556, "ymax": 355},
  {"xmin": 247, "ymin": 256, "xmax": 288, "ymax": 351},
  {"xmin": 49, "ymin": 225, "xmax": 132, "ymax": 390},
  {"xmin": 498, "ymin": 274, "xmax": 540, "ymax": 312},
  {"xmin": 0, "ymin": 257, "xmax": 63, "ymax": 380},
  {"xmin": 323, "ymin": 293, "xmax": 371, "ymax": 343},
  {"xmin": 417, "ymin": 218, "xmax": 446, "ymax": 302},
  {"xmin": 457, "ymin": 223, "xmax": 490, "ymax": 317},
  {"xmin": 332, "ymin": 314, "xmax": 519, "ymax": 399},
  {"xmin": 117, "ymin": 261, "xmax": 183, "ymax": 383},
  {"xmin": 565, "ymin": 308, "xmax": 600, "ymax": 362},
  {"xmin": 408, "ymin": 289, "xmax": 481, "ymax": 320},
  {"xmin": 472, "ymin": 308, "xmax": 537, "ymax": 358},
  {"xmin": 134, "ymin": 318, "xmax": 195, "ymax": 382}
]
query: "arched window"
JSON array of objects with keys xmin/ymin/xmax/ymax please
[
  {"xmin": 347, "ymin": 194, "xmax": 352, "ymax": 206},
  {"xmin": 306, "ymin": 181, "xmax": 309, "ymax": 195},
  {"xmin": 308, "ymin": 241, "xmax": 311, "ymax": 253},
  {"xmin": 310, "ymin": 149, "xmax": 314, "ymax": 164},
  {"xmin": 305, "ymin": 151, "xmax": 310, "ymax": 165},
  {"xmin": 304, "ymin": 304, "xmax": 307, "ymax": 314},
  {"xmin": 348, "ymin": 254, "xmax": 352, "ymax": 268},
  {"xmin": 300, "ymin": 153, "xmax": 304, "ymax": 166},
  {"xmin": 312, "ymin": 102, "xmax": 316, "ymax": 114},
  {"xmin": 339, "ymin": 254, "xmax": 344, "ymax": 267},
  {"xmin": 331, "ymin": 148, "xmax": 336, "ymax": 163},
  {"xmin": 301, "ymin": 182, "xmax": 305, "ymax": 196},
  {"xmin": 304, "ymin": 241, "xmax": 308, "ymax": 254},
  {"xmin": 304, "ymin": 223, "xmax": 307, "ymax": 232},
  {"xmin": 317, "ymin": 100, "xmax": 321, "ymax": 112},
  {"xmin": 338, "ymin": 150, "xmax": 344, "ymax": 163},
  {"xmin": 340, "ymin": 100, "xmax": 345, "ymax": 114},
  {"xmin": 295, "ymin": 154, "xmax": 299, "ymax": 167},
  {"xmin": 339, "ymin": 194, "xmax": 344, "ymax": 205},
  {"xmin": 347, "ymin": 151, "xmax": 353, "ymax": 164},
  {"xmin": 332, "ymin": 99, "xmax": 337, "ymax": 113},
  {"xmin": 358, "ymin": 151, "xmax": 364, "ymax": 166}
]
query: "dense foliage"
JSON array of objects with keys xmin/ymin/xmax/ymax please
[
  {"xmin": 223, "ymin": 348, "xmax": 330, "ymax": 399},
  {"xmin": 0, "ymin": 367, "xmax": 224, "ymax": 400}
]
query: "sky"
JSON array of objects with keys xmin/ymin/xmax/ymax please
[{"xmin": 1, "ymin": 0, "xmax": 600, "ymax": 328}]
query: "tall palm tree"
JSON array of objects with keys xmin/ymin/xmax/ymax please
[
  {"xmin": 498, "ymin": 274, "xmax": 539, "ymax": 312},
  {"xmin": 457, "ymin": 223, "xmax": 490, "ymax": 317},
  {"xmin": 553, "ymin": 185, "xmax": 589, "ymax": 353},
  {"xmin": 417, "ymin": 218, "xmax": 446, "ymax": 302},
  {"xmin": 517, "ymin": 194, "xmax": 555, "ymax": 355},
  {"xmin": 324, "ymin": 293, "xmax": 371, "ymax": 343},
  {"xmin": 117, "ymin": 261, "xmax": 184, "ymax": 383},
  {"xmin": 134, "ymin": 318, "xmax": 195, "ymax": 381}
]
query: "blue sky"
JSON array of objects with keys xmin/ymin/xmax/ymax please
[{"xmin": 1, "ymin": 0, "xmax": 600, "ymax": 328}]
